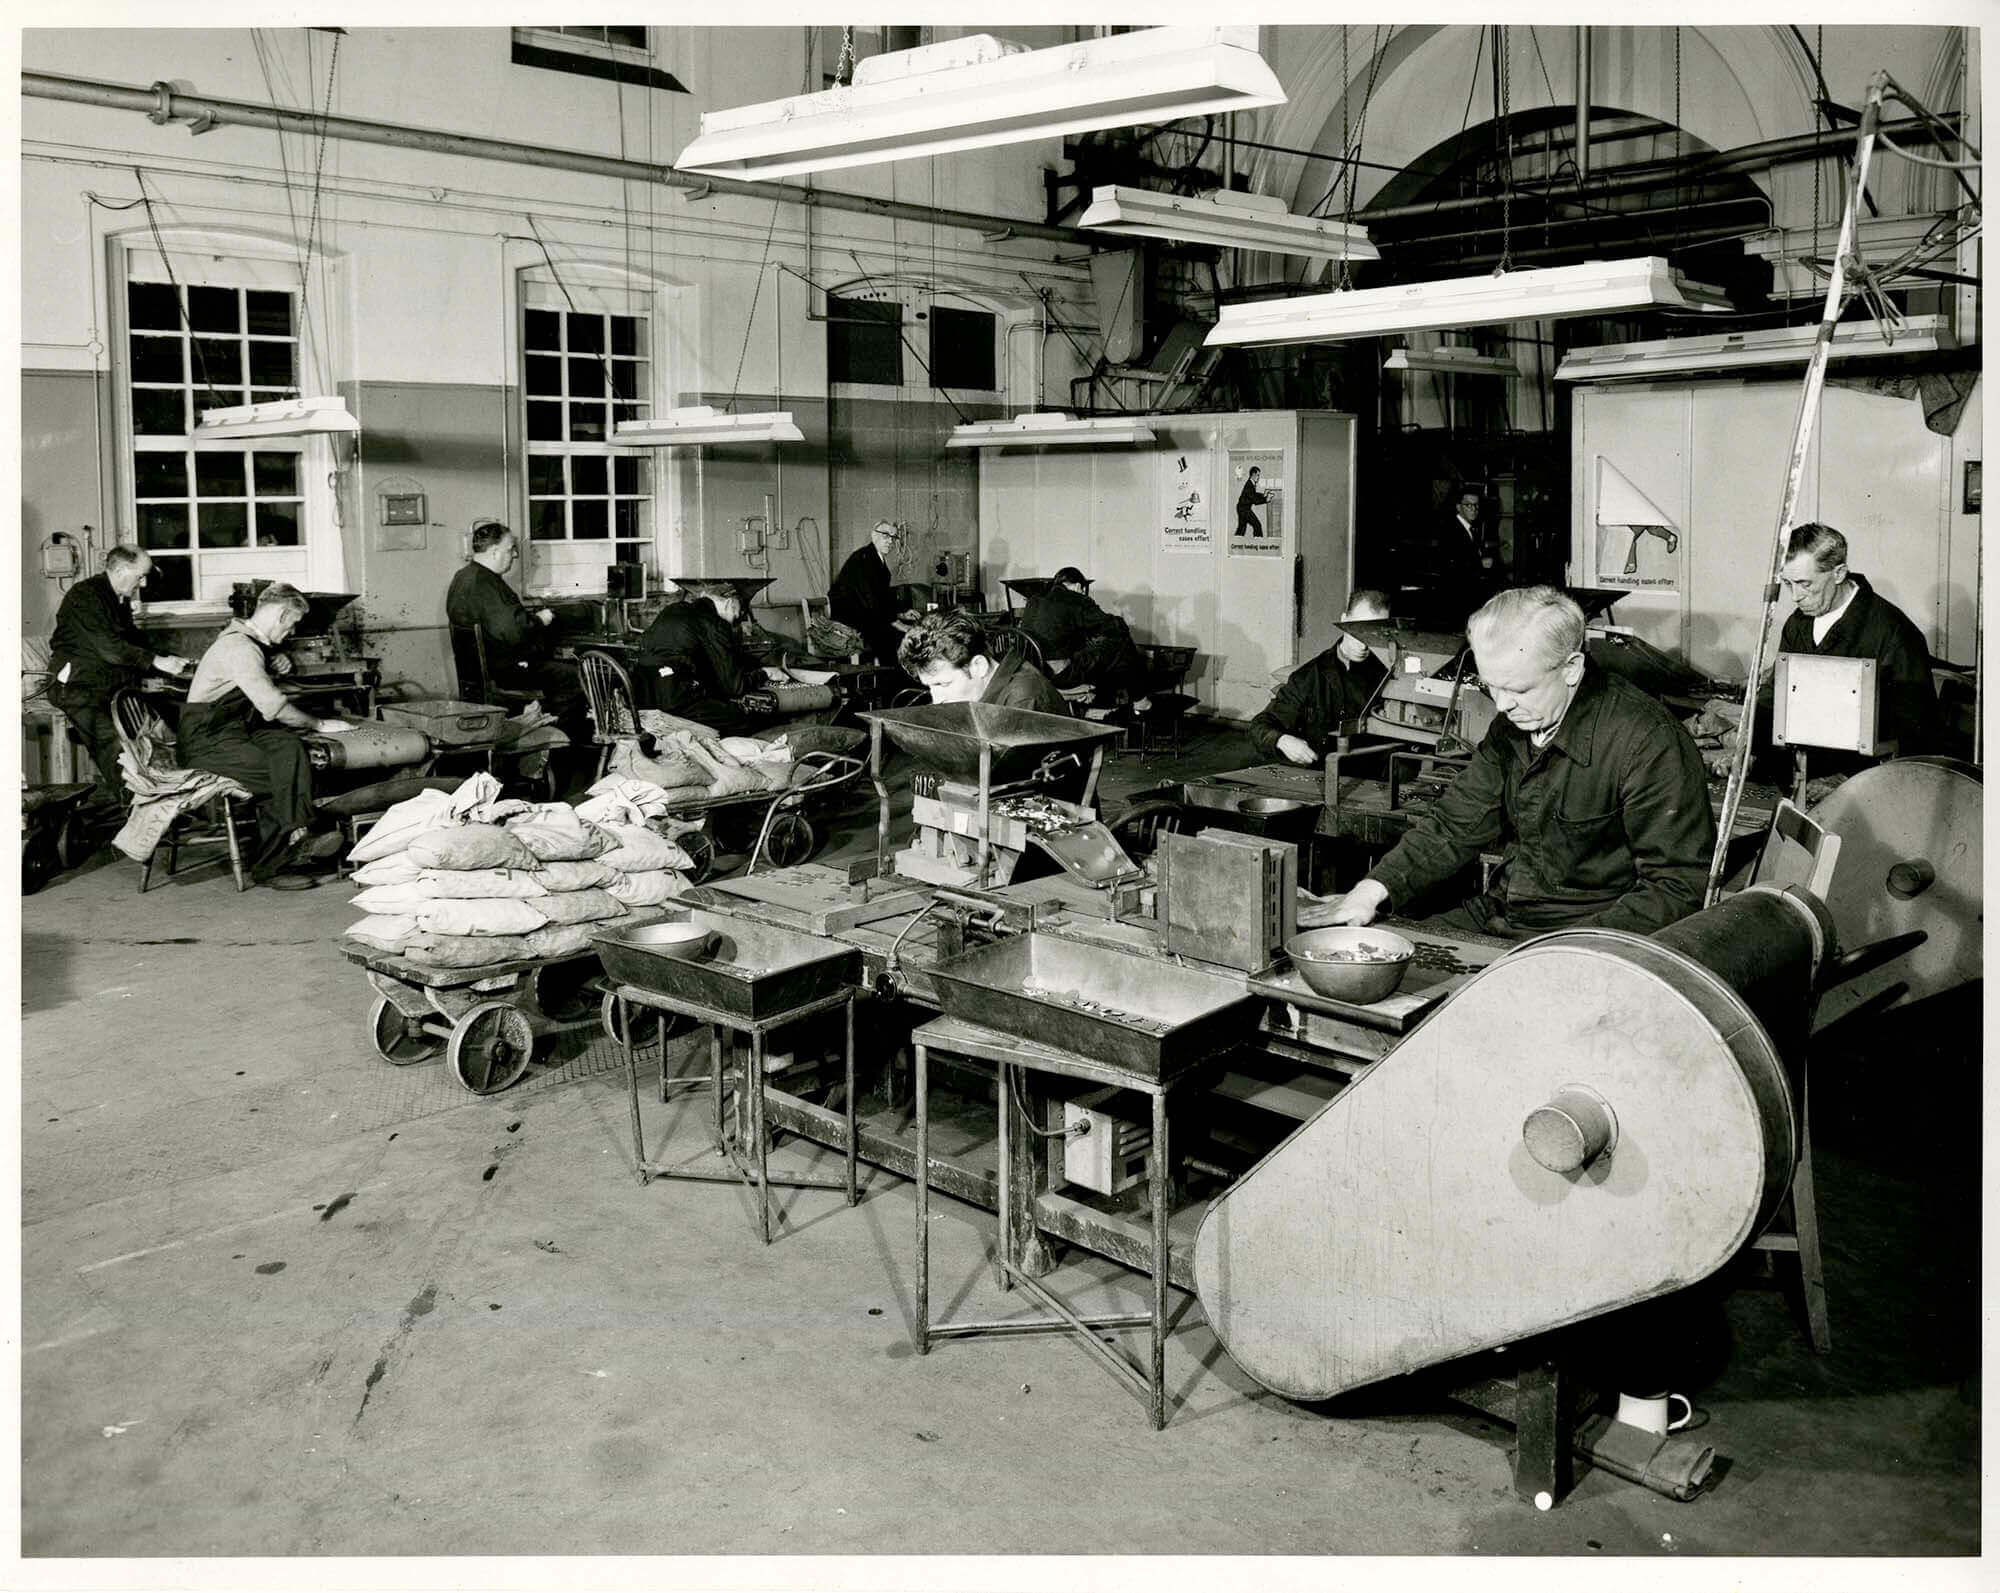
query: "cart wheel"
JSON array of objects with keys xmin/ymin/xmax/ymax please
[
  {"xmin": 447, "ymin": 1001, "xmax": 536, "ymax": 1094},
  {"xmin": 54, "ymin": 808, "xmax": 86, "ymax": 871},
  {"xmin": 601, "ymin": 990, "xmax": 688, "ymax": 1048},
  {"xmin": 763, "ymin": 811, "xmax": 815, "ymax": 869},
  {"xmin": 22, "ymin": 837, "xmax": 59, "ymax": 896},
  {"xmin": 370, "ymin": 995, "xmax": 443, "ymax": 1065},
  {"xmin": 677, "ymin": 829, "xmax": 715, "ymax": 885}
]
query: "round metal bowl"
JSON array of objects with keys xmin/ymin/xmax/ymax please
[
  {"xmin": 624, "ymin": 921, "xmax": 718, "ymax": 961},
  {"xmin": 1284, "ymin": 926, "xmax": 1416, "ymax": 1005},
  {"xmin": 1240, "ymin": 796, "xmax": 1310, "ymax": 816}
]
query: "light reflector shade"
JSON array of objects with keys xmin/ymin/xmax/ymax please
[
  {"xmin": 1206, "ymin": 258, "xmax": 1730, "ymax": 348},
  {"xmin": 1078, "ymin": 186, "xmax": 1376, "ymax": 260},
  {"xmin": 1556, "ymin": 314, "xmax": 1955, "ymax": 381},
  {"xmin": 1383, "ymin": 347, "xmax": 1519, "ymax": 378},
  {"xmin": 192, "ymin": 395, "xmax": 359, "ymax": 439},
  {"xmin": 676, "ymin": 27, "xmax": 1285, "ymax": 181},
  {"xmin": 946, "ymin": 412, "xmax": 1157, "ymax": 449},
  {"xmin": 614, "ymin": 406, "xmax": 804, "ymax": 446}
]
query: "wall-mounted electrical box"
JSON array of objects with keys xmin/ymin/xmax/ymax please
[
  {"xmin": 380, "ymin": 492, "xmax": 426, "ymax": 525},
  {"xmin": 40, "ymin": 535, "xmax": 80, "ymax": 579}
]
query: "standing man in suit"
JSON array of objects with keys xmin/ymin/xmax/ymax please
[{"xmin": 829, "ymin": 520, "xmax": 916, "ymax": 665}]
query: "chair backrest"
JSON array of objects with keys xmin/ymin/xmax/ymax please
[
  {"xmin": 577, "ymin": 649, "xmax": 638, "ymax": 742},
  {"xmin": 448, "ymin": 624, "xmax": 490, "ymax": 703},
  {"xmin": 1751, "ymin": 797, "xmax": 1842, "ymax": 902},
  {"xmin": 110, "ymin": 688, "xmax": 179, "ymax": 773}
]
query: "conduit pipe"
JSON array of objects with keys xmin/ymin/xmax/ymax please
[{"xmin": 23, "ymin": 70, "xmax": 1121, "ymax": 252}]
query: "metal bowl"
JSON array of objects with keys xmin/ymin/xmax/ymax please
[
  {"xmin": 620, "ymin": 920, "xmax": 718, "ymax": 962},
  {"xmin": 1284, "ymin": 927, "xmax": 1416, "ymax": 1005},
  {"xmin": 1240, "ymin": 797, "xmax": 1310, "ymax": 816}
]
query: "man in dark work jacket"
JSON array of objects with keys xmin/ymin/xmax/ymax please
[
  {"xmin": 46, "ymin": 545, "xmax": 192, "ymax": 813},
  {"xmin": 898, "ymin": 612, "xmax": 1066, "ymax": 714},
  {"xmin": 829, "ymin": 520, "xmax": 912, "ymax": 664},
  {"xmin": 445, "ymin": 520, "xmax": 560, "ymax": 683},
  {"xmin": 1019, "ymin": 567, "xmax": 1150, "ymax": 707},
  {"xmin": 1767, "ymin": 522, "xmax": 1938, "ymax": 774},
  {"xmin": 1324, "ymin": 586, "xmax": 1714, "ymax": 940},
  {"xmin": 633, "ymin": 581, "xmax": 770, "ymax": 737},
  {"xmin": 1248, "ymin": 589, "xmax": 1393, "ymax": 765}
]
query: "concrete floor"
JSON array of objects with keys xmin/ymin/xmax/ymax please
[{"xmin": 18, "ymin": 719, "xmax": 1982, "ymax": 1566}]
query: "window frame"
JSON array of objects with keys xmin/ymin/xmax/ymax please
[{"xmin": 824, "ymin": 283, "xmax": 1006, "ymax": 404}]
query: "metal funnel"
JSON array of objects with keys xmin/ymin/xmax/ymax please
[
  {"xmin": 860, "ymin": 702, "xmax": 1123, "ymax": 784},
  {"xmin": 663, "ymin": 576, "xmax": 778, "ymax": 607}
]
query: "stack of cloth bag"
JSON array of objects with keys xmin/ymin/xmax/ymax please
[
  {"xmin": 605, "ymin": 710, "xmax": 861, "ymax": 802},
  {"xmin": 342, "ymin": 773, "xmax": 693, "ymax": 968}
]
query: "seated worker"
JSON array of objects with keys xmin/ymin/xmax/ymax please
[
  {"xmin": 445, "ymin": 520, "xmax": 577, "ymax": 701},
  {"xmin": 1019, "ymin": 566, "xmax": 1151, "ymax": 710},
  {"xmin": 829, "ymin": 519, "xmax": 916, "ymax": 665},
  {"xmin": 633, "ymin": 580, "xmax": 771, "ymax": 737},
  {"xmin": 898, "ymin": 611, "xmax": 1066, "ymax": 714},
  {"xmin": 1762, "ymin": 522, "xmax": 1938, "ymax": 773},
  {"xmin": 1249, "ymin": 588, "xmax": 1393, "ymax": 766},
  {"xmin": 1324, "ymin": 585, "xmax": 1715, "ymax": 940},
  {"xmin": 178, "ymin": 582, "xmax": 352, "ymax": 883},
  {"xmin": 45, "ymin": 544, "xmax": 193, "ymax": 818}
]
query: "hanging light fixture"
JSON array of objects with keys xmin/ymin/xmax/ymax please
[
  {"xmin": 675, "ymin": 27, "xmax": 1285, "ymax": 182},
  {"xmin": 1555, "ymin": 314, "xmax": 1955, "ymax": 381},
  {"xmin": 193, "ymin": 394, "xmax": 360, "ymax": 439},
  {"xmin": 1205, "ymin": 258, "xmax": 1731, "ymax": 348},
  {"xmin": 1383, "ymin": 346, "xmax": 1520, "ymax": 378},
  {"xmin": 1078, "ymin": 186, "xmax": 1376, "ymax": 261},
  {"xmin": 945, "ymin": 412, "xmax": 1157, "ymax": 449},
  {"xmin": 614, "ymin": 405, "xmax": 803, "ymax": 446}
]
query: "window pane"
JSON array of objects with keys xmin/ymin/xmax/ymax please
[
  {"xmin": 245, "ymin": 291, "xmax": 294, "ymax": 337},
  {"xmin": 614, "ymin": 540, "xmax": 647, "ymax": 565},
  {"xmin": 128, "ymin": 281, "xmax": 181, "ymax": 331},
  {"xmin": 129, "ymin": 335, "xmax": 184, "ymax": 384},
  {"xmin": 146, "ymin": 554, "xmax": 194, "ymax": 602},
  {"xmin": 606, "ymin": 25, "xmax": 647, "ymax": 49},
  {"xmin": 613, "ymin": 455, "xmax": 646, "ymax": 495},
  {"xmin": 930, "ymin": 306, "xmax": 998, "ymax": 391},
  {"xmin": 250, "ymin": 389, "xmax": 294, "ymax": 407},
  {"xmin": 248, "ymin": 341, "xmax": 295, "ymax": 388},
  {"xmin": 252, "ymin": 452, "xmax": 299, "ymax": 496},
  {"xmin": 613, "ymin": 403, "xmax": 646, "ymax": 430},
  {"xmin": 198, "ymin": 502, "xmax": 249, "ymax": 548},
  {"xmin": 193, "ymin": 387, "xmax": 247, "ymax": 417},
  {"xmin": 531, "ymin": 500, "xmax": 566, "ymax": 539},
  {"xmin": 526, "ymin": 401, "xmax": 563, "ymax": 442},
  {"xmin": 571, "ymin": 456, "xmax": 608, "ymax": 496},
  {"xmin": 134, "ymin": 452, "xmax": 188, "ymax": 498},
  {"xmin": 138, "ymin": 503, "xmax": 190, "ymax": 549},
  {"xmin": 188, "ymin": 285, "xmax": 240, "ymax": 334},
  {"xmin": 525, "ymin": 309, "xmax": 562, "ymax": 350},
  {"xmin": 610, "ymin": 360, "xmax": 643, "ymax": 399},
  {"xmin": 567, "ymin": 315, "xmax": 604, "ymax": 355},
  {"xmin": 195, "ymin": 452, "xmax": 246, "ymax": 498},
  {"xmin": 528, "ymin": 455, "xmax": 565, "ymax": 496},
  {"xmin": 572, "ymin": 500, "xmax": 609, "ymax": 539},
  {"xmin": 615, "ymin": 500, "xmax": 645, "ymax": 538},
  {"xmin": 568, "ymin": 404, "xmax": 606, "ymax": 442},
  {"xmin": 828, "ymin": 295, "xmax": 903, "ymax": 385},
  {"xmin": 568, "ymin": 357, "xmax": 604, "ymax": 399},
  {"xmin": 132, "ymin": 388, "xmax": 187, "ymax": 435},
  {"xmin": 192, "ymin": 338, "xmax": 243, "ymax": 390},
  {"xmin": 257, "ymin": 502, "xmax": 301, "ymax": 546},
  {"xmin": 610, "ymin": 316, "xmax": 646, "ymax": 357},
  {"xmin": 526, "ymin": 355, "xmax": 563, "ymax": 397}
]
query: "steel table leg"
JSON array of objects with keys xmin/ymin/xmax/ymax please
[
  {"xmin": 915, "ymin": 1039, "xmax": 930, "ymax": 1355},
  {"xmin": 711, "ymin": 1024, "xmax": 726, "ymax": 1153},
  {"xmin": 1149, "ymin": 1087, "xmax": 1169, "ymax": 1430},
  {"xmin": 752, "ymin": 1027, "xmax": 771, "ymax": 1245},
  {"xmin": 843, "ymin": 995, "xmax": 858, "ymax": 1206},
  {"xmin": 995, "ymin": 1061, "xmax": 1013, "ymax": 1293},
  {"xmin": 622, "ymin": 993, "xmax": 650, "ymax": 1185}
]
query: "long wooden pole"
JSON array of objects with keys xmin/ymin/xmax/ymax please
[{"xmin": 1704, "ymin": 72, "xmax": 1889, "ymax": 907}]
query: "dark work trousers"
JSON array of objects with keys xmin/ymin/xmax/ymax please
[
  {"xmin": 178, "ymin": 693, "xmax": 315, "ymax": 860},
  {"xmin": 46, "ymin": 682, "xmax": 129, "ymax": 810}
]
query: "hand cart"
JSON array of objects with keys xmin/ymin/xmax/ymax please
[
  {"xmin": 339, "ymin": 905, "xmax": 667, "ymax": 1094},
  {"xmin": 650, "ymin": 750, "xmax": 866, "ymax": 882}
]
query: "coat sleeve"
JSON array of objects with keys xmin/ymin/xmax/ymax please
[
  {"xmin": 701, "ymin": 620, "xmax": 753, "ymax": 701},
  {"xmin": 1587, "ymin": 721, "xmax": 1717, "ymax": 934},
  {"xmin": 1877, "ymin": 614, "xmax": 1939, "ymax": 754},
  {"xmin": 478, "ymin": 575, "xmax": 537, "ymax": 646},
  {"xmin": 1248, "ymin": 663, "xmax": 1317, "ymax": 759},
  {"xmin": 59, "ymin": 584, "xmax": 155, "ymax": 670},
  {"xmin": 1368, "ymin": 729, "xmax": 1511, "ymax": 909}
]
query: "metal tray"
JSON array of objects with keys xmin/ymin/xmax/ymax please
[
  {"xmin": 1182, "ymin": 782, "xmax": 1321, "ymax": 840},
  {"xmin": 593, "ymin": 907, "xmax": 859, "ymax": 1020},
  {"xmin": 927, "ymin": 933, "xmax": 1258, "ymax": 1080}
]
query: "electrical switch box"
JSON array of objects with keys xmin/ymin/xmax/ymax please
[
  {"xmin": 1063, "ymin": 1088, "xmax": 1150, "ymax": 1196},
  {"xmin": 1773, "ymin": 653, "xmax": 1881, "ymax": 754}
]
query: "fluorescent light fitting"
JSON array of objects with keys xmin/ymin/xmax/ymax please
[
  {"xmin": 1383, "ymin": 347, "xmax": 1519, "ymax": 378},
  {"xmin": 1556, "ymin": 314, "xmax": 1955, "ymax": 381},
  {"xmin": 1206, "ymin": 258, "xmax": 1730, "ymax": 348},
  {"xmin": 193, "ymin": 395, "xmax": 359, "ymax": 439},
  {"xmin": 1078, "ymin": 186, "xmax": 1376, "ymax": 260},
  {"xmin": 945, "ymin": 412, "xmax": 1157, "ymax": 449},
  {"xmin": 613, "ymin": 406, "xmax": 804, "ymax": 446},
  {"xmin": 675, "ymin": 27, "xmax": 1285, "ymax": 181}
]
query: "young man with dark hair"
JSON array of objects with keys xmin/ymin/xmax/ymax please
[{"xmin": 898, "ymin": 612, "xmax": 1065, "ymax": 714}]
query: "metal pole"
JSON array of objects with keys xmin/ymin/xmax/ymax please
[
  {"xmin": 22, "ymin": 70, "xmax": 1117, "ymax": 251},
  {"xmin": 1574, "ymin": 26, "xmax": 1592, "ymax": 188},
  {"xmin": 1704, "ymin": 72, "xmax": 1888, "ymax": 907}
]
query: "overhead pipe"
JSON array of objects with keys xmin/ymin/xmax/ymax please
[
  {"xmin": 22, "ymin": 69, "xmax": 1122, "ymax": 252},
  {"xmin": 1374, "ymin": 193, "xmax": 1769, "ymax": 253}
]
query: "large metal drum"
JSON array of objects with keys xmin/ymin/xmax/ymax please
[
  {"xmin": 1807, "ymin": 757, "xmax": 1982, "ymax": 1027},
  {"xmin": 1193, "ymin": 890, "xmax": 1818, "ymax": 1403}
]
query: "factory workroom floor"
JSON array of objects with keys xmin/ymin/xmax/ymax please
[{"xmin": 18, "ymin": 717, "xmax": 1981, "ymax": 1562}]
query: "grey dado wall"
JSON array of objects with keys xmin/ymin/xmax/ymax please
[
  {"xmin": 681, "ymin": 392, "xmax": 833, "ymax": 606},
  {"xmin": 829, "ymin": 394, "xmax": 1003, "ymax": 592},
  {"xmin": 21, "ymin": 370, "xmax": 111, "ymax": 641}
]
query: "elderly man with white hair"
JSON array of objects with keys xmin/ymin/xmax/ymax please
[{"xmin": 1323, "ymin": 585, "xmax": 1714, "ymax": 940}]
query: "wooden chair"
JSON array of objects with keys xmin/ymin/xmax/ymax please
[
  {"xmin": 576, "ymin": 649, "xmax": 639, "ymax": 781},
  {"xmin": 449, "ymin": 624, "xmax": 541, "ymax": 711},
  {"xmin": 110, "ymin": 690, "xmax": 255, "ymax": 893},
  {"xmin": 1743, "ymin": 798, "xmax": 1841, "ymax": 1354}
]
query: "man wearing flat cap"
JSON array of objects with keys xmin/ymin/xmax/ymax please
[{"xmin": 1019, "ymin": 567, "xmax": 1150, "ymax": 710}]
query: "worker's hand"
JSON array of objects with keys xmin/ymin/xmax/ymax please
[
  {"xmin": 1310, "ymin": 878, "xmax": 1389, "ymax": 929},
  {"xmin": 268, "ymin": 652, "xmax": 295, "ymax": 676},
  {"xmin": 536, "ymin": 607, "xmax": 556, "ymax": 626},
  {"xmin": 1275, "ymin": 734, "xmax": 1317, "ymax": 767},
  {"xmin": 316, "ymin": 718, "xmax": 353, "ymax": 735},
  {"xmin": 152, "ymin": 653, "xmax": 193, "ymax": 676}
]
